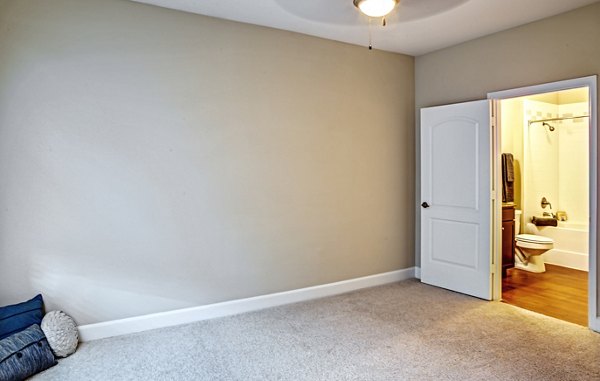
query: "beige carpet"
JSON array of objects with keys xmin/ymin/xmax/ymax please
[{"xmin": 34, "ymin": 279, "xmax": 600, "ymax": 380}]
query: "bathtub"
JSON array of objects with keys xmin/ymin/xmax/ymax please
[{"xmin": 527, "ymin": 221, "xmax": 589, "ymax": 271}]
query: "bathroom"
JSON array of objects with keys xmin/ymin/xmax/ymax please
[{"xmin": 500, "ymin": 87, "xmax": 590, "ymax": 326}]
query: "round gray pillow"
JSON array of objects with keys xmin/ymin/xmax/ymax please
[{"xmin": 41, "ymin": 311, "xmax": 79, "ymax": 357}]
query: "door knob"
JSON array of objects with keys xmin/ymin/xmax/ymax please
[{"xmin": 421, "ymin": 202, "xmax": 430, "ymax": 208}]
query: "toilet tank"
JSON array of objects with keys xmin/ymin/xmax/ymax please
[{"xmin": 515, "ymin": 210, "xmax": 522, "ymax": 234}]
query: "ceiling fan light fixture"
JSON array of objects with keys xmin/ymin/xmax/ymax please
[{"xmin": 353, "ymin": 0, "xmax": 399, "ymax": 18}]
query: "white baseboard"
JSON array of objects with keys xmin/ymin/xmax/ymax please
[
  {"xmin": 414, "ymin": 266, "xmax": 421, "ymax": 279},
  {"xmin": 78, "ymin": 267, "xmax": 417, "ymax": 342}
]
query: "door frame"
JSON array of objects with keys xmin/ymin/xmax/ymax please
[{"xmin": 487, "ymin": 75, "xmax": 598, "ymax": 331}]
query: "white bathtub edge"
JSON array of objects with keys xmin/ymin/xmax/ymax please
[{"xmin": 543, "ymin": 249, "xmax": 589, "ymax": 272}]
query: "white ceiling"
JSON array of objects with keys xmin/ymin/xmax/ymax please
[{"xmin": 130, "ymin": 0, "xmax": 599, "ymax": 56}]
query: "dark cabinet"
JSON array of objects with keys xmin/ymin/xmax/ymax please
[{"xmin": 502, "ymin": 205, "xmax": 515, "ymax": 277}]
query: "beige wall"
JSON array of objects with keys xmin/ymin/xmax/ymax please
[
  {"xmin": 0, "ymin": 0, "xmax": 415, "ymax": 324},
  {"xmin": 415, "ymin": 2, "xmax": 600, "ymax": 316}
]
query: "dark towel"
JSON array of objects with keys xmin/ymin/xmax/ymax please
[
  {"xmin": 531, "ymin": 216, "xmax": 558, "ymax": 227},
  {"xmin": 503, "ymin": 153, "xmax": 514, "ymax": 182},
  {"xmin": 502, "ymin": 153, "xmax": 515, "ymax": 202}
]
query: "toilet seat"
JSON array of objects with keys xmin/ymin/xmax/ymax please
[{"xmin": 515, "ymin": 234, "xmax": 553, "ymax": 250}]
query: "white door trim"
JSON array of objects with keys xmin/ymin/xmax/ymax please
[
  {"xmin": 490, "ymin": 100, "xmax": 502, "ymax": 302},
  {"xmin": 487, "ymin": 75, "xmax": 598, "ymax": 332}
]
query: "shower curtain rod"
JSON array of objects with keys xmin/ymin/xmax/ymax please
[{"xmin": 528, "ymin": 115, "xmax": 590, "ymax": 126}]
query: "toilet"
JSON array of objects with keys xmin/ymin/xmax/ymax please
[{"xmin": 513, "ymin": 210, "xmax": 554, "ymax": 273}]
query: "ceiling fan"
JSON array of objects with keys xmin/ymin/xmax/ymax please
[
  {"xmin": 353, "ymin": 0, "xmax": 399, "ymax": 18},
  {"xmin": 353, "ymin": 0, "xmax": 400, "ymax": 49}
]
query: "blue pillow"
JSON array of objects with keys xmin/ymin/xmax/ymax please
[
  {"xmin": 0, "ymin": 295, "xmax": 44, "ymax": 340},
  {"xmin": 0, "ymin": 324, "xmax": 57, "ymax": 381}
]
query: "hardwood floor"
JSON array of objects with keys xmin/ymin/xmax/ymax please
[{"xmin": 502, "ymin": 264, "xmax": 588, "ymax": 326}]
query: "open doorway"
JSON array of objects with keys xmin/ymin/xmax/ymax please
[
  {"xmin": 489, "ymin": 76, "xmax": 597, "ymax": 329},
  {"xmin": 499, "ymin": 88, "xmax": 589, "ymax": 325}
]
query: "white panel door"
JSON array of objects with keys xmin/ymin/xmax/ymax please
[{"xmin": 421, "ymin": 100, "xmax": 492, "ymax": 300}]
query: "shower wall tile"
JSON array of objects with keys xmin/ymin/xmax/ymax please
[
  {"xmin": 557, "ymin": 102, "xmax": 589, "ymax": 225},
  {"xmin": 522, "ymin": 100, "xmax": 589, "ymax": 227},
  {"xmin": 523, "ymin": 100, "xmax": 559, "ymax": 227}
]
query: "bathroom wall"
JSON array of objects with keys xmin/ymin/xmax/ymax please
[
  {"xmin": 500, "ymin": 99, "xmax": 524, "ymax": 212},
  {"xmin": 501, "ymin": 93, "xmax": 590, "ymax": 270}
]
